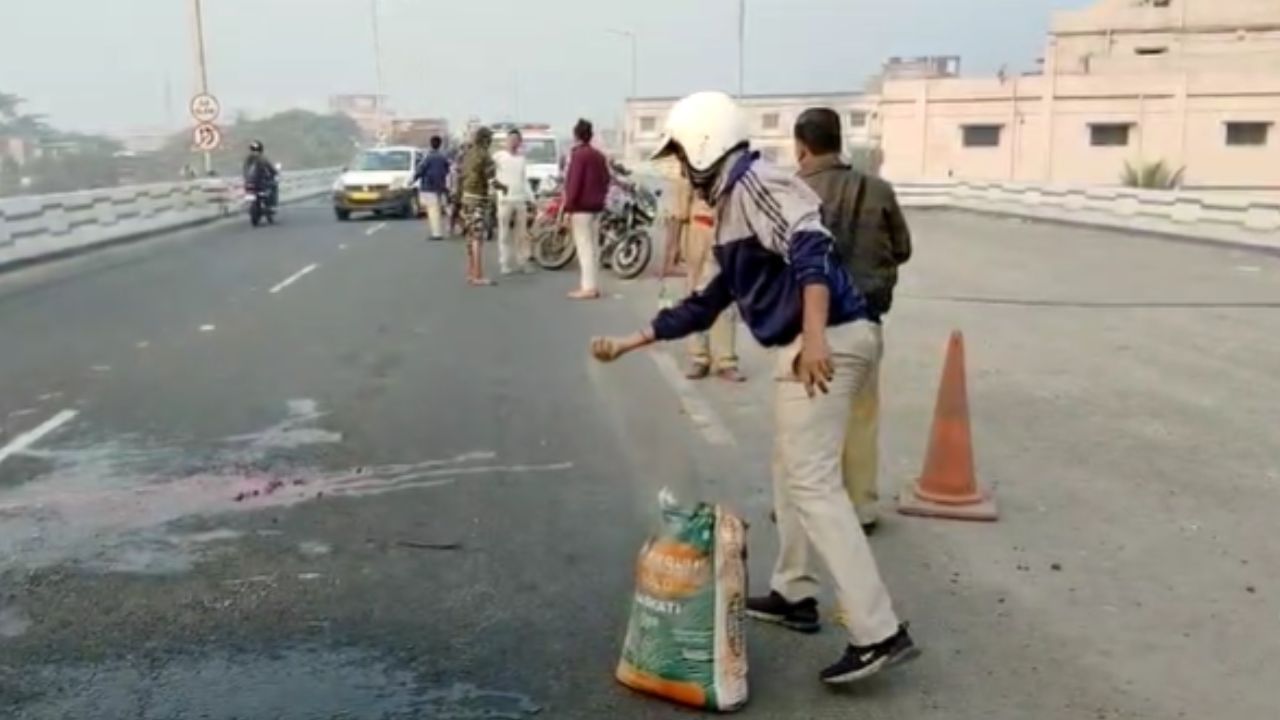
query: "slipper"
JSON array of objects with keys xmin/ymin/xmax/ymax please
[
  {"xmin": 715, "ymin": 368, "xmax": 747, "ymax": 383},
  {"xmin": 567, "ymin": 289, "xmax": 601, "ymax": 300},
  {"xmin": 685, "ymin": 364, "xmax": 711, "ymax": 380}
]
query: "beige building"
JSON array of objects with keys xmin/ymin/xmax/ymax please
[
  {"xmin": 624, "ymin": 92, "xmax": 878, "ymax": 169},
  {"xmin": 879, "ymin": 0, "xmax": 1280, "ymax": 192}
]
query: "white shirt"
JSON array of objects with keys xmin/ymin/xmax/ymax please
[{"xmin": 492, "ymin": 149, "xmax": 532, "ymax": 201}]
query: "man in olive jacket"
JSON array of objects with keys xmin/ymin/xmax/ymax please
[{"xmin": 794, "ymin": 107, "xmax": 912, "ymax": 531}]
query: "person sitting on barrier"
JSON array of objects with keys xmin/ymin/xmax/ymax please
[{"xmin": 243, "ymin": 140, "xmax": 279, "ymax": 208}]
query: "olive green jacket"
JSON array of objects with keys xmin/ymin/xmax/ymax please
[{"xmin": 798, "ymin": 155, "xmax": 912, "ymax": 317}]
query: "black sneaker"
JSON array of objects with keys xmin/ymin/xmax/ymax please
[
  {"xmin": 820, "ymin": 623, "xmax": 920, "ymax": 685},
  {"xmin": 746, "ymin": 592, "xmax": 821, "ymax": 634}
]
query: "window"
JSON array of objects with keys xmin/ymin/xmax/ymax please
[
  {"xmin": 961, "ymin": 124, "xmax": 1002, "ymax": 148},
  {"xmin": 1090, "ymin": 123, "xmax": 1132, "ymax": 147},
  {"xmin": 848, "ymin": 111, "xmax": 868, "ymax": 129},
  {"xmin": 761, "ymin": 113, "xmax": 780, "ymax": 131},
  {"xmin": 638, "ymin": 116, "xmax": 656, "ymax": 133},
  {"xmin": 1226, "ymin": 122, "xmax": 1270, "ymax": 147}
]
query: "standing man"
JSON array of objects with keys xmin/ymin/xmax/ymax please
[
  {"xmin": 561, "ymin": 119, "xmax": 611, "ymax": 300},
  {"xmin": 667, "ymin": 174, "xmax": 743, "ymax": 381},
  {"xmin": 794, "ymin": 108, "xmax": 913, "ymax": 532},
  {"xmin": 590, "ymin": 92, "xmax": 917, "ymax": 686},
  {"xmin": 413, "ymin": 135, "xmax": 451, "ymax": 241},
  {"xmin": 493, "ymin": 129, "xmax": 534, "ymax": 274},
  {"xmin": 459, "ymin": 128, "xmax": 506, "ymax": 286}
]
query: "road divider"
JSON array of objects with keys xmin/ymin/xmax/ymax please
[
  {"xmin": 896, "ymin": 180, "xmax": 1280, "ymax": 252},
  {"xmin": 0, "ymin": 168, "xmax": 340, "ymax": 274}
]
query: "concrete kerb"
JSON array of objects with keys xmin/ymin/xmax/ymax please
[{"xmin": 0, "ymin": 187, "xmax": 332, "ymax": 276}]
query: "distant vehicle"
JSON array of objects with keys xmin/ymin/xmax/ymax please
[
  {"xmin": 490, "ymin": 123, "xmax": 561, "ymax": 194},
  {"xmin": 388, "ymin": 118, "xmax": 450, "ymax": 150},
  {"xmin": 332, "ymin": 146, "xmax": 423, "ymax": 221}
]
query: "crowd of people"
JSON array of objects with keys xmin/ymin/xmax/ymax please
[{"xmin": 407, "ymin": 91, "xmax": 916, "ymax": 687}]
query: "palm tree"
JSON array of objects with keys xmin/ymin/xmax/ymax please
[
  {"xmin": 0, "ymin": 91, "xmax": 22, "ymax": 120},
  {"xmin": 1120, "ymin": 159, "xmax": 1185, "ymax": 190}
]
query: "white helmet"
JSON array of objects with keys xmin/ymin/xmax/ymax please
[{"xmin": 651, "ymin": 91, "xmax": 749, "ymax": 174}]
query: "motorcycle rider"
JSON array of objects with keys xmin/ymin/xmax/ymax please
[
  {"xmin": 589, "ymin": 91, "xmax": 918, "ymax": 686},
  {"xmin": 243, "ymin": 140, "xmax": 279, "ymax": 209}
]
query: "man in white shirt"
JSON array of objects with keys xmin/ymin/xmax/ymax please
[{"xmin": 493, "ymin": 129, "xmax": 535, "ymax": 275}]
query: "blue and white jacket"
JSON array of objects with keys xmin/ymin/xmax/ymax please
[{"xmin": 651, "ymin": 151, "xmax": 872, "ymax": 348}]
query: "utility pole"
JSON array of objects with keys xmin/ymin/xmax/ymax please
[
  {"xmin": 192, "ymin": 0, "xmax": 213, "ymax": 173},
  {"xmin": 737, "ymin": 0, "xmax": 746, "ymax": 97},
  {"xmin": 371, "ymin": 0, "xmax": 387, "ymax": 139}
]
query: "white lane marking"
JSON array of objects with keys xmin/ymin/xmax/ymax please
[
  {"xmin": 0, "ymin": 409, "xmax": 78, "ymax": 466},
  {"xmin": 91, "ymin": 365, "xmax": 111, "ymax": 373},
  {"xmin": 199, "ymin": 324, "xmax": 216, "ymax": 333},
  {"xmin": 338, "ymin": 244, "xmax": 348, "ymax": 250},
  {"xmin": 365, "ymin": 222, "xmax": 388, "ymax": 236},
  {"xmin": 269, "ymin": 263, "xmax": 319, "ymax": 294},
  {"xmin": 1236, "ymin": 265, "xmax": 1261, "ymax": 273},
  {"xmin": 648, "ymin": 352, "xmax": 737, "ymax": 447},
  {"xmin": 136, "ymin": 341, "xmax": 150, "ymax": 349}
]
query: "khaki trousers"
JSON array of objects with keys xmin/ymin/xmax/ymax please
[
  {"xmin": 770, "ymin": 320, "xmax": 900, "ymax": 646},
  {"xmin": 682, "ymin": 222, "xmax": 738, "ymax": 369},
  {"xmin": 842, "ymin": 323, "xmax": 884, "ymax": 525}
]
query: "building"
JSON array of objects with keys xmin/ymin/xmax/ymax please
[
  {"xmin": 624, "ymin": 92, "xmax": 878, "ymax": 169},
  {"xmin": 878, "ymin": 0, "xmax": 1280, "ymax": 192}
]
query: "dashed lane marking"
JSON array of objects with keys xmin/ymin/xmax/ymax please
[{"xmin": 0, "ymin": 409, "xmax": 78, "ymax": 467}]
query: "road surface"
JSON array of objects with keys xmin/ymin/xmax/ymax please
[{"xmin": 1, "ymin": 202, "xmax": 1277, "ymax": 719}]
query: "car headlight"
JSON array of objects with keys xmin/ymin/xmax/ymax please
[
  {"xmin": 332, "ymin": 178, "xmax": 345, "ymax": 192},
  {"xmin": 390, "ymin": 177, "xmax": 409, "ymax": 191}
]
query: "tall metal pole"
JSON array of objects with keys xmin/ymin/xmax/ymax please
[
  {"xmin": 737, "ymin": 0, "xmax": 745, "ymax": 97},
  {"xmin": 192, "ymin": 0, "xmax": 213, "ymax": 174},
  {"xmin": 371, "ymin": 0, "xmax": 386, "ymax": 139}
]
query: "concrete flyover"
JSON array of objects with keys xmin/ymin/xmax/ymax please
[{"xmin": 0, "ymin": 180, "xmax": 1276, "ymax": 718}]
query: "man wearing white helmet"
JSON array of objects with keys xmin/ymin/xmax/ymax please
[{"xmin": 590, "ymin": 91, "xmax": 917, "ymax": 685}]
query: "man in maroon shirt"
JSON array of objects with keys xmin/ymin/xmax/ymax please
[{"xmin": 561, "ymin": 119, "xmax": 611, "ymax": 299}]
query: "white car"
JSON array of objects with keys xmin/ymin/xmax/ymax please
[{"xmin": 332, "ymin": 146, "xmax": 423, "ymax": 221}]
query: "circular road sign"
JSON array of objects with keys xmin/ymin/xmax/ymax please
[
  {"xmin": 189, "ymin": 93, "xmax": 222, "ymax": 124},
  {"xmin": 192, "ymin": 123, "xmax": 222, "ymax": 151}
]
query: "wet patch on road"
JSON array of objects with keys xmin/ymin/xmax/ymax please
[
  {"xmin": 0, "ymin": 400, "xmax": 573, "ymax": 573},
  {"xmin": 4, "ymin": 647, "xmax": 542, "ymax": 719}
]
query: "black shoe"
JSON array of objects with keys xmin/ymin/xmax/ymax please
[
  {"xmin": 861, "ymin": 519, "xmax": 879, "ymax": 536},
  {"xmin": 746, "ymin": 592, "xmax": 821, "ymax": 634},
  {"xmin": 820, "ymin": 623, "xmax": 920, "ymax": 685}
]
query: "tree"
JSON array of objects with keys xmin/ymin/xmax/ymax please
[{"xmin": 1120, "ymin": 159, "xmax": 1184, "ymax": 190}]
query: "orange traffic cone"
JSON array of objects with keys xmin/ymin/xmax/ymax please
[{"xmin": 899, "ymin": 331, "xmax": 998, "ymax": 522}]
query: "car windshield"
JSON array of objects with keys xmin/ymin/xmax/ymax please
[
  {"xmin": 523, "ymin": 138, "xmax": 557, "ymax": 165},
  {"xmin": 351, "ymin": 150, "xmax": 412, "ymax": 172}
]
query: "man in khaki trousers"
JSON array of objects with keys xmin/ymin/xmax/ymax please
[
  {"xmin": 794, "ymin": 108, "xmax": 912, "ymax": 531},
  {"xmin": 666, "ymin": 176, "xmax": 744, "ymax": 382}
]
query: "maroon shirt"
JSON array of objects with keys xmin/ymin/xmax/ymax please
[{"xmin": 563, "ymin": 143, "xmax": 611, "ymax": 213}]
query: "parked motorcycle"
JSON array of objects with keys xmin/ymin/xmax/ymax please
[{"xmin": 532, "ymin": 176, "xmax": 655, "ymax": 280}]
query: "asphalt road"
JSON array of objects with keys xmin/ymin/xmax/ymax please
[{"xmin": 2, "ymin": 203, "xmax": 1279, "ymax": 719}]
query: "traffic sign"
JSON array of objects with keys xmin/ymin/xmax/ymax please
[
  {"xmin": 189, "ymin": 93, "xmax": 221, "ymax": 124},
  {"xmin": 192, "ymin": 123, "xmax": 222, "ymax": 151}
]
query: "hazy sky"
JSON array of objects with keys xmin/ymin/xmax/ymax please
[{"xmin": 3, "ymin": 0, "xmax": 1090, "ymax": 137}]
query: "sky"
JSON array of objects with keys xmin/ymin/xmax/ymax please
[{"xmin": 2, "ymin": 0, "xmax": 1092, "ymax": 138}]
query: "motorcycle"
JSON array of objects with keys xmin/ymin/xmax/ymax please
[
  {"xmin": 244, "ymin": 181, "xmax": 276, "ymax": 227},
  {"xmin": 532, "ymin": 176, "xmax": 655, "ymax": 280}
]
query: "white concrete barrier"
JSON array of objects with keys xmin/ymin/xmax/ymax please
[
  {"xmin": 0, "ymin": 168, "xmax": 339, "ymax": 272},
  {"xmin": 897, "ymin": 180, "xmax": 1280, "ymax": 252}
]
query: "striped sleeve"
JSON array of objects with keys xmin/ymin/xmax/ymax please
[{"xmin": 735, "ymin": 166, "xmax": 835, "ymax": 288}]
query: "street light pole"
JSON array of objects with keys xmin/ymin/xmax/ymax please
[
  {"xmin": 606, "ymin": 29, "xmax": 638, "ymax": 99},
  {"xmin": 737, "ymin": 0, "xmax": 746, "ymax": 98},
  {"xmin": 370, "ymin": 0, "xmax": 387, "ymax": 139},
  {"xmin": 192, "ymin": 0, "xmax": 213, "ymax": 174}
]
